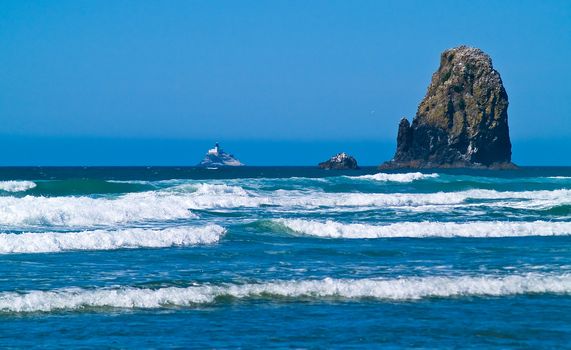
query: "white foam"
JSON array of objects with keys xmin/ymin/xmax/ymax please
[
  {"xmin": 1, "ymin": 186, "xmax": 570, "ymax": 227},
  {"xmin": 188, "ymin": 183, "xmax": 250, "ymax": 195},
  {"xmin": 0, "ymin": 192, "xmax": 198, "ymax": 227},
  {"xmin": 0, "ymin": 181, "xmax": 36, "ymax": 192},
  {"xmin": 350, "ymin": 172, "xmax": 439, "ymax": 182},
  {"xmin": 2, "ymin": 274, "xmax": 570, "ymax": 312},
  {"xmin": 275, "ymin": 219, "xmax": 571, "ymax": 238},
  {"xmin": 175, "ymin": 185, "xmax": 571, "ymax": 210},
  {"xmin": 0, "ymin": 225, "xmax": 225, "ymax": 253},
  {"xmin": 172, "ymin": 187, "xmax": 571, "ymax": 211}
]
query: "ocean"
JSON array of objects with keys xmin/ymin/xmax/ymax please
[{"xmin": 1, "ymin": 166, "xmax": 571, "ymax": 348}]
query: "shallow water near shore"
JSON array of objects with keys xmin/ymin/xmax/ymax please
[{"xmin": 1, "ymin": 166, "xmax": 571, "ymax": 348}]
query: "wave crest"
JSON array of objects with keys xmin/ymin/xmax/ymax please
[
  {"xmin": 0, "ymin": 225, "xmax": 225, "ymax": 253},
  {"xmin": 0, "ymin": 181, "xmax": 36, "ymax": 192},
  {"xmin": 1, "ymin": 187, "xmax": 570, "ymax": 227},
  {"xmin": 274, "ymin": 219, "xmax": 571, "ymax": 238},
  {"xmin": 0, "ymin": 192, "xmax": 198, "ymax": 227},
  {"xmin": 351, "ymin": 172, "xmax": 439, "ymax": 182},
  {"xmin": 177, "ymin": 187, "xmax": 571, "ymax": 211},
  {"xmin": 2, "ymin": 274, "xmax": 570, "ymax": 313}
]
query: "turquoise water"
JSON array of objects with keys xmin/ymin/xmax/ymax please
[{"xmin": 1, "ymin": 166, "xmax": 571, "ymax": 348}]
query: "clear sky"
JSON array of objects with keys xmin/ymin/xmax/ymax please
[{"xmin": 1, "ymin": 0, "xmax": 570, "ymax": 165}]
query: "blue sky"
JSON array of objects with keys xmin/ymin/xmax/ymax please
[{"xmin": 0, "ymin": 0, "xmax": 570, "ymax": 165}]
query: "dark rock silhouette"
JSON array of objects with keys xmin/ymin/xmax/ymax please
[
  {"xmin": 319, "ymin": 153, "xmax": 359, "ymax": 170},
  {"xmin": 381, "ymin": 46, "xmax": 516, "ymax": 169}
]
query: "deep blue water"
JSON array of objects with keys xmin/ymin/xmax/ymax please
[{"xmin": 1, "ymin": 166, "xmax": 571, "ymax": 348}]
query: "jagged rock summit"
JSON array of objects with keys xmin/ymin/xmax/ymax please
[
  {"xmin": 198, "ymin": 143, "xmax": 244, "ymax": 167},
  {"xmin": 381, "ymin": 46, "xmax": 516, "ymax": 169},
  {"xmin": 319, "ymin": 152, "xmax": 359, "ymax": 170}
]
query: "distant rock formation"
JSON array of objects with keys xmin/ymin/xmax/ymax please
[
  {"xmin": 319, "ymin": 152, "xmax": 359, "ymax": 170},
  {"xmin": 381, "ymin": 46, "xmax": 516, "ymax": 169},
  {"xmin": 198, "ymin": 143, "xmax": 244, "ymax": 167}
]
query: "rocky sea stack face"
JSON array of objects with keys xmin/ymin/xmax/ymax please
[
  {"xmin": 198, "ymin": 143, "xmax": 244, "ymax": 167},
  {"xmin": 382, "ymin": 46, "xmax": 516, "ymax": 169},
  {"xmin": 319, "ymin": 152, "xmax": 359, "ymax": 170}
]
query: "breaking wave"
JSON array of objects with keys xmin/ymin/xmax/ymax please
[
  {"xmin": 0, "ymin": 192, "xmax": 198, "ymax": 227},
  {"xmin": 0, "ymin": 181, "xmax": 36, "ymax": 192},
  {"xmin": 1, "ymin": 185, "xmax": 570, "ymax": 226},
  {"xmin": 2, "ymin": 274, "xmax": 570, "ymax": 313},
  {"xmin": 168, "ymin": 186, "xmax": 571, "ymax": 210},
  {"xmin": 173, "ymin": 187, "xmax": 571, "ymax": 212},
  {"xmin": 0, "ymin": 225, "xmax": 226, "ymax": 253},
  {"xmin": 350, "ymin": 172, "xmax": 439, "ymax": 182},
  {"xmin": 273, "ymin": 219, "xmax": 571, "ymax": 238}
]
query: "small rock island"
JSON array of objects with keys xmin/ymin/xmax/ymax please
[
  {"xmin": 381, "ymin": 46, "xmax": 516, "ymax": 169},
  {"xmin": 198, "ymin": 143, "xmax": 244, "ymax": 167},
  {"xmin": 319, "ymin": 152, "xmax": 359, "ymax": 170}
]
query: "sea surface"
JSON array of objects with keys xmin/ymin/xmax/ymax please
[{"xmin": 1, "ymin": 166, "xmax": 571, "ymax": 348}]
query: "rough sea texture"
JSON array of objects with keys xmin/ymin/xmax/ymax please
[{"xmin": 1, "ymin": 166, "xmax": 571, "ymax": 348}]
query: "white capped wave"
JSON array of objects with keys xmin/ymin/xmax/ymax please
[
  {"xmin": 188, "ymin": 183, "xmax": 250, "ymax": 195},
  {"xmin": 1, "ymin": 186, "xmax": 570, "ymax": 227},
  {"xmin": 0, "ymin": 181, "xmax": 36, "ymax": 192},
  {"xmin": 350, "ymin": 172, "xmax": 439, "ymax": 182},
  {"xmin": 106, "ymin": 180, "xmax": 154, "ymax": 185},
  {"xmin": 274, "ymin": 219, "xmax": 571, "ymax": 238},
  {"xmin": 0, "ymin": 192, "xmax": 198, "ymax": 227},
  {"xmin": 179, "ymin": 187, "xmax": 571, "ymax": 212},
  {"xmin": 0, "ymin": 225, "xmax": 225, "ymax": 253},
  {"xmin": 107, "ymin": 179, "xmax": 191, "ymax": 186},
  {"xmin": 168, "ymin": 186, "xmax": 571, "ymax": 210},
  {"xmin": 2, "ymin": 274, "xmax": 570, "ymax": 313}
]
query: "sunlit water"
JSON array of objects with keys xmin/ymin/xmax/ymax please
[{"xmin": 1, "ymin": 166, "xmax": 571, "ymax": 348}]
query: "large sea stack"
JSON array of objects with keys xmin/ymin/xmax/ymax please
[{"xmin": 381, "ymin": 46, "xmax": 516, "ymax": 169}]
